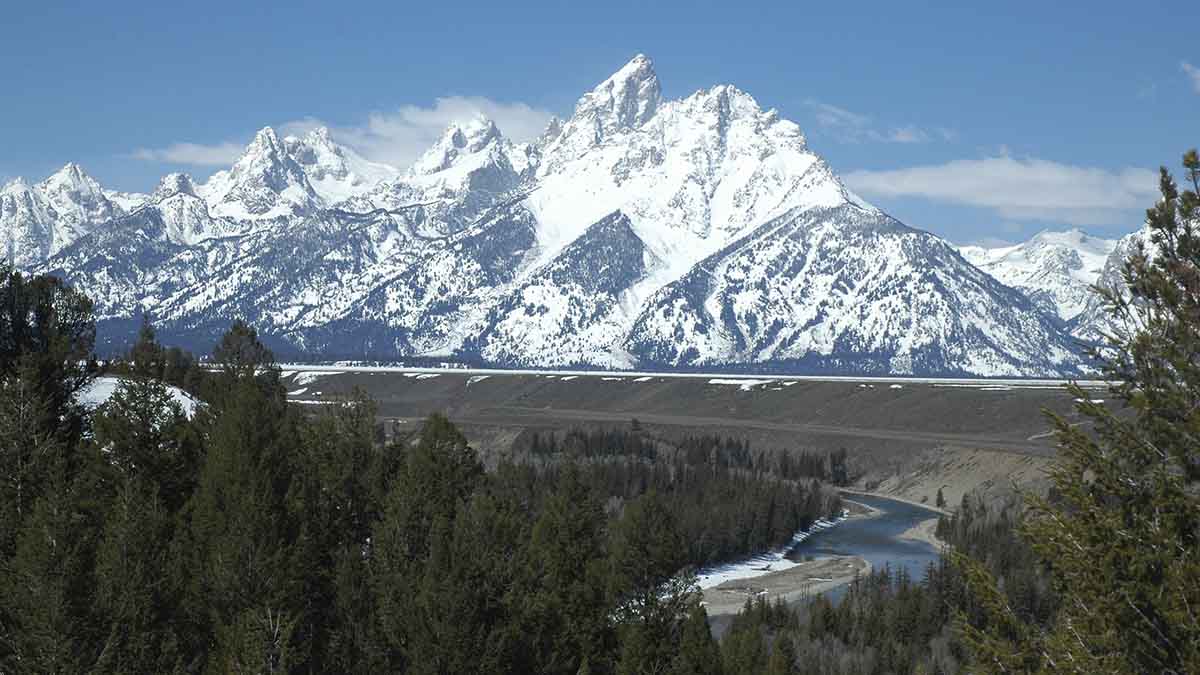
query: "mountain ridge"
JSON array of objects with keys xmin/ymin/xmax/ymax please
[{"xmin": 17, "ymin": 55, "xmax": 1113, "ymax": 376}]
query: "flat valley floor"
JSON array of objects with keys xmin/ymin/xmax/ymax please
[{"xmin": 282, "ymin": 369, "xmax": 1105, "ymax": 508}]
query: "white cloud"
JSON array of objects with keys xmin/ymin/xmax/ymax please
[
  {"xmin": 324, "ymin": 96, "xmax": 554, "ymax": 168},
  {"xmin": 1182, "ymin": 61, "xmax": 1200, "ymax": 93},
  {"xmin": 846, "ymin": 156, "xmax": 1159, "ymax": 226},
  {"xmin": 131, "ymin": 141, "xmax": 244, "ymax": 166},
  {"xmin": 803, "ymin": 100, "xmax": 947, "ymax": 144},
  {"xmin": 133, "ymin": 96, "xmax": 556, "ymax": 170},
  {"xmin": 885, "ymin": 126, "xmax": 930, "ymax": 144}
]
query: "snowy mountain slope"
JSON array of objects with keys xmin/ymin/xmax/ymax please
[
  {"xmin": 626, "ymin": 204, "xmax": 1084, "ymax": 377},
  {"xmin": 1, "ymin": 164, "xmax": 127, "ymax": 267},
  {"xmin": 471, "ymin": 210, "xmax": 658, "ymax": 367},
  {"xmin": 958, "ymin": 229, "xmax": 1117, "ymax": 322},
  {"xmin": 1068, "ymin": 227, "xmax": 1151, "ymax": 343},
  {"xmin": 283, "ymin": 127, "xmax": 400, "ymax": 204},
  {"xmin": 27, "ymin": 54, "xmax": 1100, "ymax": 375},
  {"xmin": 197, "ymin": 125, "xmax": 401, "ymax": 221},
  {"xmin": 197, "ymin": 127, "xmax": 326, "ymax": 220},
  {"xmin": 103, "ymin": 189, "xmax": 150, "ymax": 213},
  {"xmin": 338, "ymin": 116, "xmax": 530, "ymax": 238},
  {"xmin": 526, "ymin": 55, "xmax": 853, "ymax": 289}
]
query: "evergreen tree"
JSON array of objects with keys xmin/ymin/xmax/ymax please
[
  {"xmin": 672, "ymin": 604, "xmax": 722, "ymax": 675},
  {"xmin": 180, "ymin": 322, "xmax": 304, "ymax": 672},
  {"xmin": 92, "ymin": 377, "xmax": 199, "ymax": 512},
  {"xmin": 963, "ymin": 150, "xmax": 1200, "ymax": 672},
  {"xmin": 371, "ymin": 413, "xmax": 483, "ymax": 670},
  {"xmin": 610, "ymin": 491, "xmax": 695, "ymax": 675},
  {"xmin": 291, "ymin": 391, "xmax": 390, "ymax": 673},
  {"xmin": 93, "ymin": 478, "xmax": 183, "ymax": 672},
  {"xmin": 765, "ymin": 633, "xmax": 797, "ymax": 675},
  {"xmin": 129, "ymin": 316, "xmax": 164, "ymax": 380},
  {"xmin": 521, "ymin": 467, "xmax": 613, "ymax": 674},
  {"xmin": 0, "ymin": 451, "xmax": 98, "ymax": 672}
]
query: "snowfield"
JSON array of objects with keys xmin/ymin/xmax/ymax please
[{"xmin": 79, "ymin": 377, "xmax": 199, "ymax": 418}]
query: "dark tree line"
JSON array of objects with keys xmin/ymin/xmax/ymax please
[
  {"xmin": 513, "ymin": 429, "xmax": 843, "ymax": 567},
  {"xmin": 0, "ymin": 271, "xmax": 841, "ymax": 673}
]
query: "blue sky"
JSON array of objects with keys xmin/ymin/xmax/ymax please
[{"xmin": 3, "ymin": 0, "xmax": 1197, "ymax": 245}]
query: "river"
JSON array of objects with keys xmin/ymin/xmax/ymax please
[{"xmin": 787, "ymin": 493, "xmax": 942, "ymax": 599}]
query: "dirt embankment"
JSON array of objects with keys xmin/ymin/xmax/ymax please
[{"xmin": 852, "ymin": 446, "xmax": 1054, "ymax": 512}]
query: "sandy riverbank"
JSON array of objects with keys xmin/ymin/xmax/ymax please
[
  {"xmin": 897, "ymin": 517, "xmax": 945, "ymax": 549},
  {"xmin": 702, "ymin": 555, "xmax": 870, "ymax": 616}
]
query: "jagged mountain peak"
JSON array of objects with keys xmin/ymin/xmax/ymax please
[
  {"xmin": 1, "ymin": 162, "xmax": 123, "ymax": 266},
  {"xmin": 198, "ymin": 125, "xmax": 322, "ymax": 219},
  {"xmin": 283, "ymin": 126, "xmax": 399, "ymax": 204},
  {"xmin": 153, "ymin": 172, "xmax": 198, "ymax": 201},
  {"xmin": 245, "ymin": 126, "xmax": 284, "ymax": 154},
  {"xmin": 537, "ymin": 116, "xmax": 565, "ymax": 147},
  {"xmin": 409, "ymin": 115, "xmax": 506, "ymax": 177},
  {"xmin": 40, "ymin": 162, "xmax": 107, "ymax": 200},
  {"xmin": 568, "ymin": 54, "xmax": 662, "ymax": 143},
  {"xmin": 22, "ymin": 56, "xmax": 1098, "ymax": 376},
  {"xmin": 2, "ymin": 176, "xmax": 32, "ymax": 194}
]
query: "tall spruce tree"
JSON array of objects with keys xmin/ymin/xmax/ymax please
[
  {"xmin": 610, "ymin": 490, "xmax": 696, "ymax": 675},
  {"xmin": 963, "ymin": 150, "xmax": 1200, "ymax": 672},
  {"xmin": 181, "ymin": 322, "xmax": 305, "ymax": 672},
  {"xmin": 521, "ymin": 466, "xmax": 613, "ymax": 674},
  {"xmin": 370, "ymin": 413, "xmax": 483, "ymax": 671},
  {"xmin": 291, "ymin": 390, "xmax": 390, "ymax": 673}
]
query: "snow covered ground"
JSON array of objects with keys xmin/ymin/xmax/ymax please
[
  {"xmin": 696, "ymin": 513, "xmax": 848, "ymax": 589},
  {"xmin": 78, "ymin": 376, "xmax": 199, "ymax": 418},
  {"xmin": 275, "ymin": 363, "xmax": 1107, "ymax": 388}
]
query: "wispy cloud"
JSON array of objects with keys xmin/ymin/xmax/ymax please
[
  {"xmin": 803, "ymin": 100, "xmax": 949, "ymax": 144},
  {"xmin": 846, "ymin": 156, "xmax": 1158, "ymax": 226},
  {"xmin": 131, "ymin": 141, "xmax": 245, "ymax": 166},
  {"xmin": 131, "ymin": 96, "xmax": 556, "ymax": 171},
  {"xmin": 315, "ymin": 96, "xmax": 555, "ymax": 168},
  {"xmin": 1182, "ymin": 61, "xmax": 1200, "ymax": 93}
]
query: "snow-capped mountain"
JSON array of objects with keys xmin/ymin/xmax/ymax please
[
  {"xmin": 1067, "ymin": 227, "xmax": 1151, "ymax": 344},
  {"xmin": 1, "ymin": 164, "xmax": 127, "ymax": 267},
  {"xmin": 26, "ymin": 54, "xmax": 1098, "ymax": 376},
  {"xmin": 338, "ymin": 115, "xmax": 532, "ymax": 237},
  {"xmin": 958, "ymin": 229, "xmax": 1118, "ymax": 322},
  {"xmin": 628, "ymin": 205, "xmax": 1080, "ymax": 376}
]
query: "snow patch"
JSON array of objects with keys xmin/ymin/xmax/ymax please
[{"xmin": 78, "ymin": 376, "xmax": 199, "ymax": 419}]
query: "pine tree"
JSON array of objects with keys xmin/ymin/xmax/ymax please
[
  {"xmin": 129, "ymin": 316, "xmax": 164, "ymax": 380},
  {"xmin": 93, "ymin": 478, "xmax": 182, "ymax": 672},
  {"xmin": 672, "ymin": 604, "xmax": 722, "ymax": 675},
  {"xmin": 0, "ymin": 270, "xmax": 96, "ymax": 443},
  {"xmin": 92, "ymin": 377, "xmax": 199, "ymax": 511},
  {"xmin": 610, "ymin": 491, "xmax": 695, "ymax": 675},
  {"xmin": 179, "ymin": 322, "xmax": 304, "ymax": 671},
  {"xmin": 291, "ymin": 390, "xmax": 389, "ymax": 672},
  {"xmin": 962, "ymin": 150, "xmax": 1200, "ymax": 672},
  {"xmin": 521, "ymin": 466, "xmax": 613, "ymax": 674},
  {"xmin": 0, "ymin": 451, "xmax": 98, "ymax": 672},
  {"xmin": 370, "ymin": 413, "xmax": 484, "ymax": 670},
  {"xmin": 765, "ymin": 633, "xmax": 797, "ymax": 675}
]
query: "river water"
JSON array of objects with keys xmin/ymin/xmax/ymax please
[{"xmin": 787, "ymin": 493, "xmax": 942, "ymax": 598}]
